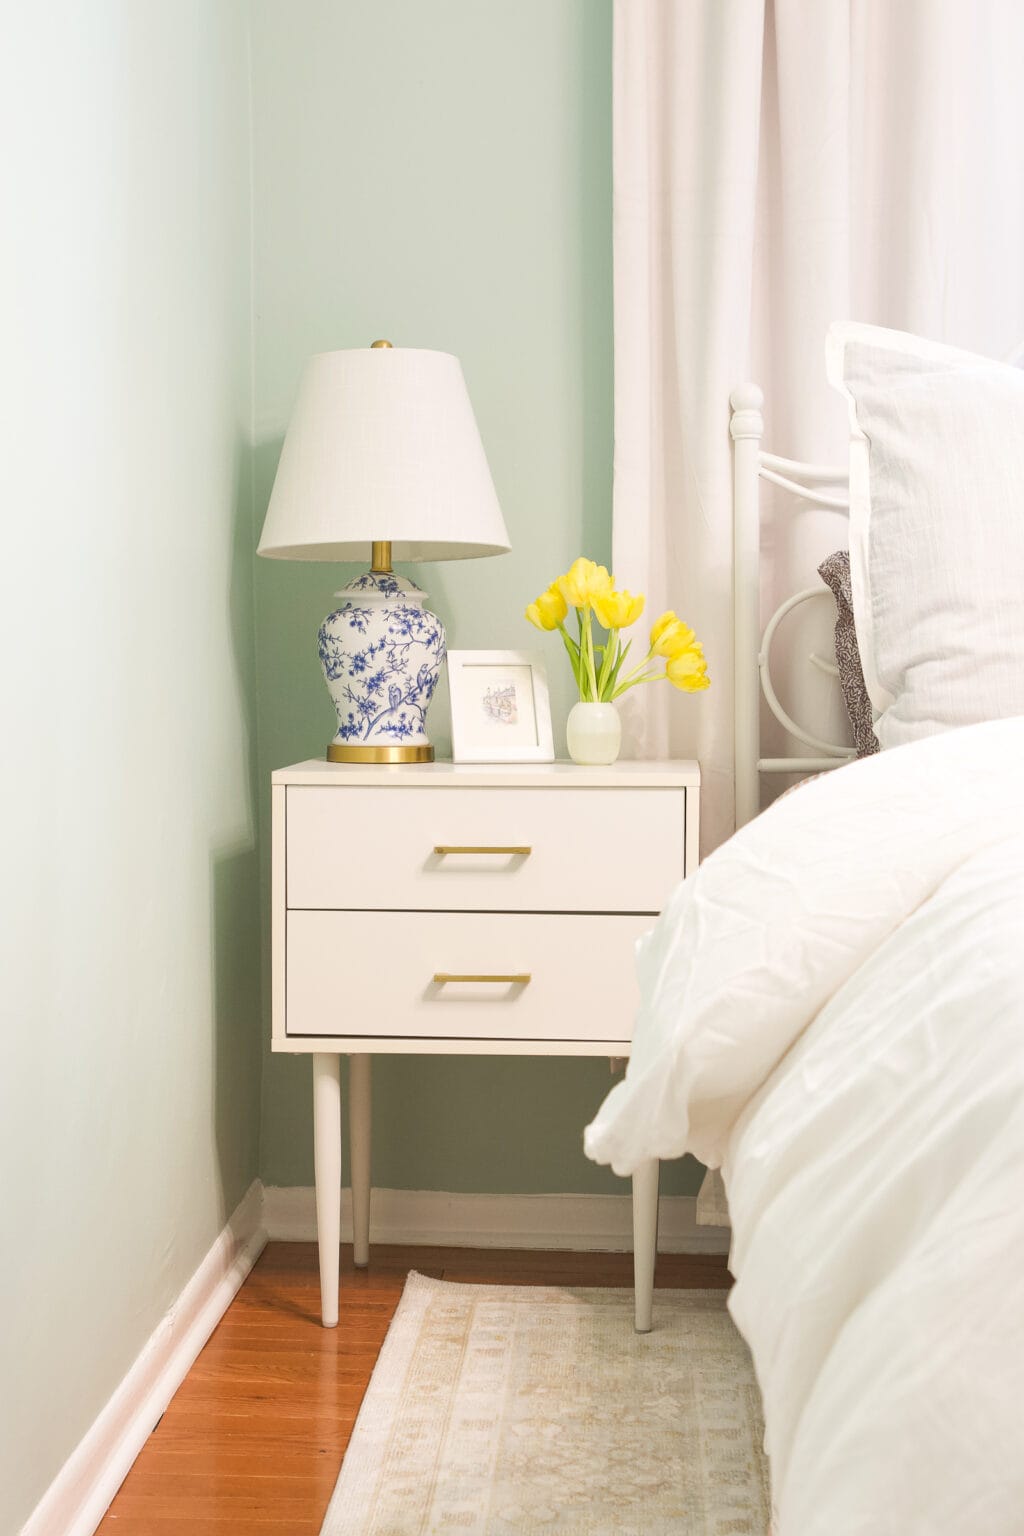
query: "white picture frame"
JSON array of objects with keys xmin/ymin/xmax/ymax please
[{"xmin": 447, "ymin": 650, "xmax": 555, "ymax": 764}]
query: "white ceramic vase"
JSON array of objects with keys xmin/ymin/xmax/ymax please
[{"xmin": 566, "ymin": 701, "xmax": 622, "ymax": 766}]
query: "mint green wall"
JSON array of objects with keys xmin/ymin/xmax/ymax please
[
  {"xmin": 250, "ymin": 0, "xmax": 700, "ymax": 1199},
  {"xmin": 2, "ymin": 6, "xmax": 698, "ymax": 1523},
  {"xmin": 0, "ymin": 5, "xmax": 259, "ymax": 1530}
]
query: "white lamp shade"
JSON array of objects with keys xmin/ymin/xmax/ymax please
[{"xmin": 257, "ymin": 346, "xmax": 511, "ymax": 562}]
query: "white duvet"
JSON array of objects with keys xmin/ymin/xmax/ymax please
[{"xmin": 585, "ymin": 717, "xmax": 1024, "ymax": 1535}]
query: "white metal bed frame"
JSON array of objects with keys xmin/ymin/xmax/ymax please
[{"xmin": 730, "ymin": 383, "xmax": 855, "ymax": 827}]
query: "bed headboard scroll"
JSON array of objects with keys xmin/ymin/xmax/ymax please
[{"xmin": 730, "ymin": 384, "xmax": 855, "ymax": 828}]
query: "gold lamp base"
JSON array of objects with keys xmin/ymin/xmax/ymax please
[{"xmin": 326, "ymin": 742, "xmax": 435, "ymax": 764}]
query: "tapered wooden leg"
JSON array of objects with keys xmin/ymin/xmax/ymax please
[
  {"xmin": 313, "ymin": 1053, "xmax": 341, "ymax": 1328},
  {"xmin": 632, "ymin": 1158, "xmax": 660, "ymax": 1333},
  {"xmin": 349, "ymin": 1054, "xmax": 371, "ymax": 1267}
]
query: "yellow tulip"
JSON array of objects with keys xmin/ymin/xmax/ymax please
[
  {"xmin": 650, "ymin": 610, "xmax": 678, "ymax": 646},
  {"xmin": 524, "ymin": 584, "xmax": 568, "ymax": 631},
  {"xmin": 556, "ymin": 557, "xmax": 614, "ymax": 609},
  {"xmin": 651, "ymin": 617, "xmax": 697, "ymax": 658},
  {"xmin": 593, "ymin": 589, "xmax": 645, "ymax": 630},
  {"xmin": 666, "ymin": 643, "xmax": 710, "ymax": 692}
]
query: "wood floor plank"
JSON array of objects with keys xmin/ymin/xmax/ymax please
[
  {"xmin": 97, "ymin": 1240, "xmax": 731, "ymax": 1533},
  {"xmin": 101, "ymin": 1518, "xmax": 320, "ymax": 1534},
  {"xmin": 138, "ymin": 1444, "xmax": 341, "ymax": 1474}
]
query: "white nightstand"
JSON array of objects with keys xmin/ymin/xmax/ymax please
[{"xmin": 270, "ymin": 758, "xmax": 700, "ymax": 1330}]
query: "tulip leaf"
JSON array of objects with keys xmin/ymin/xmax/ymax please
[
  {"xmin": 604, "ymin": 639, "xmax": 631, "ymax": 699},
  {"xmin": 559, "ymin": 626, "xmax": 583, "ymax": 692}
]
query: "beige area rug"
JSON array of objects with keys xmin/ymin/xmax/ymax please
[{"xmin": 321, "ymin": 1273, "xmax": 770, "ymax": 1536}]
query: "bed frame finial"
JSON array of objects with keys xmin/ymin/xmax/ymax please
[{"xmin": 729, "ymin": 383, "xmax": 764, "ymax": 440}]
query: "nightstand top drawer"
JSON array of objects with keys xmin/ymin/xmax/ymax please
[
  {"xmin": 272, "ymin": 758, "xmax": 700, "ymax": 788},
  {"xmin": 285, "ymin": 784, "xmax": 688, "ymax": 914}
]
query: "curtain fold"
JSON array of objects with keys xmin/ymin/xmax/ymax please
[{"xmin": 614, "ymin": 0, "xmax": 1024, "ymax": 854}]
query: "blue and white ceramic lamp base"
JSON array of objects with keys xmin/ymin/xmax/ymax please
[{"xmin": 318, "ymin": 569, "xmax": 446, "ymax": 763}]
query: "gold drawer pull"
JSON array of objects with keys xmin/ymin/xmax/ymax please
[
  {"xmin": 433, "ymin": 845, "xmax": 531, "ymax": 856},
  {"xmin": 433, "ymin": 972, "xmax": 531, "ymax": 985}
]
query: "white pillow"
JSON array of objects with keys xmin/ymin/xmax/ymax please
[{"xmin": 826, "ymin": 322, "xmax": 1024, "ymax": 750}]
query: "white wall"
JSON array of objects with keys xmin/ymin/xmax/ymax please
[{"xmin": 0, "ymin": 5, "xmax": 260, "ymax": 1530}]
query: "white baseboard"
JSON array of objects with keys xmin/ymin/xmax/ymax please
[
  {"xmin": 262, "ymin": 1185, "xmax": 731, "ymax": 1256},
  {"xmin": 20, "ymin": 1179, "xmax": 726, "ymax": 1536},
  {"xmin": 19, "ymin": 1180, "xmax": 267, "ymax": 1536}
]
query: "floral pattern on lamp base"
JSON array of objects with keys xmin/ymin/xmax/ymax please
[{"xmin": 317, "ymin": 571, "xmax": 446, "ymax": 759}]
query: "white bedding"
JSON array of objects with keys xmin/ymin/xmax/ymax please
[{"xmin": 585, "ymin": 717, "xmax": 1024, "ymax": 1534}]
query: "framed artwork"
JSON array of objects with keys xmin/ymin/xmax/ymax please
[{"xmin": 447, "ymin": 650, "xmax": 555, "ymax": 763}]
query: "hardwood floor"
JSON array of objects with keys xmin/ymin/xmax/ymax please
[{"xmin": 99, "ymin": 1240, "xmax": 731, "ymax": 1534}]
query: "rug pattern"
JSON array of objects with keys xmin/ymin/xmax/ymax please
[{"xmin": 322, "ymin": 1273, "xmax": 770, "ymax": 1536}]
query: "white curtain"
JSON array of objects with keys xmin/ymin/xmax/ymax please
[{"xmin": 614, "ymin": 0, "xmax": 1024, "ymax": 854}]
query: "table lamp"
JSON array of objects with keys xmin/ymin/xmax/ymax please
[{"xmin": 258, "ymin": 342, "xmax": 510, "ymax": 762}]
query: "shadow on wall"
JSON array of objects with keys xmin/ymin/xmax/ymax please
[
  {"xmin": 211, "ymin": 841, "xmax": 261, "ymax": 1215},
  {"xmin": 210, "ymin": 438, "xmax": 263, "ymax": 1221}
]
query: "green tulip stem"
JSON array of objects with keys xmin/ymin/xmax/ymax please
[
  {"xmin": 589, "ymin": 625, "xmax": 599, "ymax": 700},
  {"xmin": 574, "ymin": 609, "xmax": 588, "ymax": 700},
  {"xmin": 596, "ymin": 628, "xmax": 618, "ymax": 700},
  {"xmin": 557, "ymin": 621, "xmax": 583, "ymax": 694},
  {"xmin": 578, "ymin": 605, "xmax": 599, "ymax": 701},
  {"xmin": 613, "ymin": 650, "xmax": 658, "ymax": 691},
  {"xmin": 611, "ymin": 668, "xmax": 665, "ymax": 701},
  {"xmin": 601, "ymin": 636, "xmax": 630, "ymax": 701}
]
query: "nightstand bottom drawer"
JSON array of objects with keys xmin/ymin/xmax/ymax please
[{"xmin": 285, "ymin": 910, "xmax": 653, "ymax": 1042}]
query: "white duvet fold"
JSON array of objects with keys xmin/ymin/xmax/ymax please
[
  {"xmin": 585, "ymin": 716, "xmax": 1024, "ymax": 1535},
  {"xmin": 725, "ymin": 833, "xmax": 1024, "ymax": 1534},
  {"xmin": 584, "ymin": 715, "xmax": 1024, "ymax": 1176}
]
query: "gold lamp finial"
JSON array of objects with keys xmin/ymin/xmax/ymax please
[{"xmin": 370, "ymin": 338, "xmax": 393, "ymax": 349}]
